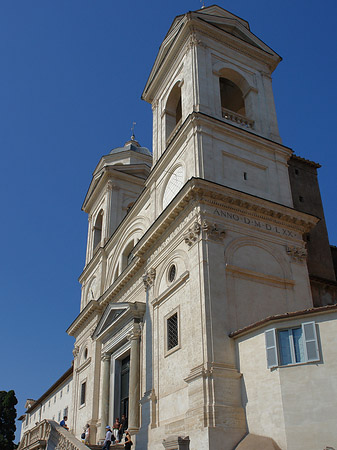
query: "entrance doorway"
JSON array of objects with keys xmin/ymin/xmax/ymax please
[{"xmin": 120, "ymin": 355, "xmax": 130, "ymax": 419}]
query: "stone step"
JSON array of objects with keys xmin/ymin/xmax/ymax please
[{"xmin": 87, "ymin": 445, "xmax": 124, "ymax": 450}]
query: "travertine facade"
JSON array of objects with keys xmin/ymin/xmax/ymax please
[{"xmin": 19, "ymin": 5, "xmax": 337, "ymax": 450}]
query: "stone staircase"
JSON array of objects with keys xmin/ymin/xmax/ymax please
[
  {"xmin": 87, "ymin": 445, "xmax": 124, "ymax": 450},
  {"xmin": 18, "ymin": 420, "xmax": 128, "ymax": 450}
]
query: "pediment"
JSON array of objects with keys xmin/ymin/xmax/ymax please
[
  {"xmin": 94, "ymin": 304, "xmax": 128, "ymax": 338},
  {"xmin": 195, "ymin": 12, "xmax": 277, "ymax": 55},
  {"xmin": 93, "ymin": 301, "xmax": 146, "ymax": 339},
  {"xmin": 143, "ymin": 6, "xmax": 280, "ymax": 100},
  {"xmin": 195, "ymin": 5, "xmax": 250, "ymax": 29}
]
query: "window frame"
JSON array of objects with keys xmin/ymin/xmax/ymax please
[
  {"xmin": 265, "ymin": 321, "xmax": 320, "ymax": 369},
  {"xmin": 164, "ymin": 306, "xmax": 181, "ymax": 357},
  {"xmin": 80, "ymin": 380, "xmax": 87, "ymax": 407}
]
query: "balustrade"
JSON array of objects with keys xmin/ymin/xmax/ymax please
[
  {"xmin": 18, "ymin": 419, "xmax": 88, "ymax": 450},
  {"xmin": 222, "ymin": 107, "xmax": 254, "ymax": 129}
]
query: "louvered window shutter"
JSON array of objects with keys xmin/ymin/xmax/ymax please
[
  {"xmin": 302, "ymin": 321, "xmax": 320, "ymax": 362},
  {"xmin": 265, "ymin": 328, "xmax": 278, "ymax": 368}
]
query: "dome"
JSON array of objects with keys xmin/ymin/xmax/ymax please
[{"xmin": 109, "ymin": 135, "xmax": 152, "ymax": 157}]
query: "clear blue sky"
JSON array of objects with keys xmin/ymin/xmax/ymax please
[{"xmin": 0, "ymin": 0, "xmax": 336, "ymax": 442}]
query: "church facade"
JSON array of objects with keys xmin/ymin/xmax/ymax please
[{"xmin": 19, "ymin": 6, "xmax": 337, "ymax": 450}]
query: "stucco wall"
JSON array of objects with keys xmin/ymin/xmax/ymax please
[{"xmin": 235, "ymin": 311, "xmax": 337, "ymax": 449}]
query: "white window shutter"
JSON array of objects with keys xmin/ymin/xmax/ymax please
[
  {"xmin": 265, "ymin": 328, "xmax": 278, "ymax": 368},
  {"xmin": 302, "ymin": 321, "xmax": 320, "ymax": 362}
]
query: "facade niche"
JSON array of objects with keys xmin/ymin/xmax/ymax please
[
  {"xmin": 121, "ymin": 239, "xmax": 135, "ymax": 271},
  {"xmin": 165, "ymin": 82, "xmax": 182, "ymax": 141},
  {"xmin": 219, "ymin": 77, "xmax": 246, "ymax": 116},
  {"xmin": 93, "ymin": 210, "xmax": 103, "ymax": 251}
]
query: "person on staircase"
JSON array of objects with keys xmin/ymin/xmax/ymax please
[
  {"xmin": 112, "ymin": 417, "xmax": 120, "ymax": 443},
  {"xmin": 124, "ymin": 431, "xmax": 133, "ymax": 449},
  {"xmin": 102, "ymin": 425, "xmax": 114, "ymax": 450}
]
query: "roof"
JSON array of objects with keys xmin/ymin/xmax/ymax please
[
  {"xmin": 109, "ymin": 136, "xmax": 151, "ymax": 157},
  {"xmin": 229, "ymin": 304, "xmax": 337, "ymax": 338},
  {"xmin": 22, "ymin": 366, "xmax": 73, "ymax": 416},
  {"xmin": 290, "ymin": 154, "xmax": 321, "ymax": 169}
]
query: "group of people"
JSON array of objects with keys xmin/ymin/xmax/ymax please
[
  {"xmin": 59, "ymin": 413, "xmax": 132, "ymax": 448},
  {"xmin": 103, "ymin": 415, "xmax": 132, "ymax": 449}
]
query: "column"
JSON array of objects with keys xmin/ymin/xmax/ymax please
[
  {"xmin": 99, "ymin": 352, "xmax": 110, "ymax": 440},
  {"xmin": 127, "ymin": 322, "xmax": 142, "ymax": 433}
]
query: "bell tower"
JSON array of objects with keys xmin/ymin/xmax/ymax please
[{"xmin": 143, "ymin": 5, "xmax": 293, "ymax": 219}]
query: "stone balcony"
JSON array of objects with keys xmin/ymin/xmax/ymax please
[{"xmin": 222, "ymin": 107, "xmax": 254, "ymax": 129}]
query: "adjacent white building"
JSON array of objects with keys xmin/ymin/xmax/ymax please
[{"xmin": 19, "ymin": 5, "xmax": 337, "ymax": 450}]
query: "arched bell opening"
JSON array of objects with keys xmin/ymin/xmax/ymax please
[
  {"xmin": 93, "ymin": 210, "xmax": 104, "ymax": 251},
  {"xmin": 165, "ymin": 82, "xmax": 182, "ymax": 141},
  {"xmin": 219, "ymin": 77, "xmax": 246, "ymax": 116}
]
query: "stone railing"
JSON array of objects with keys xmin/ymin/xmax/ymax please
[
  {"xmin": 222, "ymin": 107, "xmax": 254, "ymax": 129},
  {"xmin": 18, "ymin": 420, "xmax": 89, "ymax": 450}
]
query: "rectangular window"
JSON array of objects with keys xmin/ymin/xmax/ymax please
[
  {"xmin": 67, "ymin": 384, "xmax": 70, "ymax": 393},
  {"xmin": 58, "ymin": 411, "xmax": 61, "ymax": 422},
  {"xmin": 167, "ymin": 312, "xmax": 178, "ymax": 350},
  {"xmin": 265, "ymin": 321, "xmax": 320, "ymax": 369},
  {"xmin": 60, "ymin": 390, "xmax": 62, "ymax": 399},
  {"xmin": 80, "ymin": 381, "xmax": 86, "ymax": 406},
  {"xmin": 63, "ymin": 407, "xmax": 68, "ymax": 418}
]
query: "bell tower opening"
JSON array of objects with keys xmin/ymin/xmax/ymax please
[
  {"xmin": 93, "ymin": 210, "xmax": 103, "ymax": 251},
  {"xmin": 219, "ymin": 77, "xmax": 246, "ymax": 116},
  {"xmin": 165, "ymin": 82, "xmax": 182, "ymax": 141}
]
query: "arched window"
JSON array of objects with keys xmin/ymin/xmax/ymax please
[
  {"xmin": 165, "ymin": 82, "xmax": 182, "ymax": 140},
  {"xmin": 219, "ymin": 77, "xmax": 245, "ymax": 116},
  {"xmin": 93, "ymin": 210, "xmax": 103, "ymax": 251}
]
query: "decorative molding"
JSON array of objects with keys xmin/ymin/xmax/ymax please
[
  {"xmin": 152, "ymin": 271, "xmax": 189, "ymax": 308},
  {"xmin": 286, "ymin": 245, "xmax": 307, "ymax": 262},
  {"xmin": 202, "ymin": 220, "xmax": 226, "ymax": 242},
  {"xmin": 186, "ymin": 32, "xmax": 205, "ymax": 51},
  {"xmin": 127, "ymin": 322, "xmax": 142, "ymax": 341},
  {"xmin": 184, "ymin": 363, "xmax": 240, "ymax": 384},
  {"xmin": 72, "ymin": 346, "xmax": 79, "ymax": 358},
  {"xmin": 106, "ymin": 180, "xmax": 119, "ymax": 192},
  {"xmin": 162, "ymin": 435, "xmax": 190, "ymax": 450},
  {"xmin": 75, "ymin": 357, "xmax": 92, "ymax": 374},
  {"xmin": 184, "ymin": 221, "xmax": 201, "ymax": 247},
  {"xmin": 143, "ymin": 268, "xmax": 156, "ymax": 290},
  {"xmin": 151, "ymin": 99, "xmax": 159, "ymax": 111},
  {"xmin": 101, "ymin": 352, "xmax": 110, "ymax": 362},
  {"xmin": 226, "ymin": 264, "xmax": 295, "ymax": 288},
  {"xmin": 146, "ymin": 210, "xmax": 196, "ymax": 264}
]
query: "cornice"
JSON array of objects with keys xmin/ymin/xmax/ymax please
[
  {"xmin": 72, "ymin": 177, "xmax": 318, "ymax": 337},
  {"xmin": 194, "ymin": 18, "xmax": 280, "ymax": 71},
  {"xmin": 67, "ymin": 300, "xmax": 102, "ymax": 337},
  {"xmin": 79, "ymin": 247, "xmax": 105, "ymax": 284},
  {"xmin": 193, "ymin": 179, "xmax": 319, "ymax": 233},
  {"xmin": 145, "ymin": 111, "xmax": 293, "ymax": 192},
  {"xmin": 82, "ymin": 165, "xmax": 149, "ymax": 213}
]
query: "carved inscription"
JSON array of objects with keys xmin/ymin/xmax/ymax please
[{"xmin": 213, "ymin": 208, "xmax": 298, "ymax": 238}]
